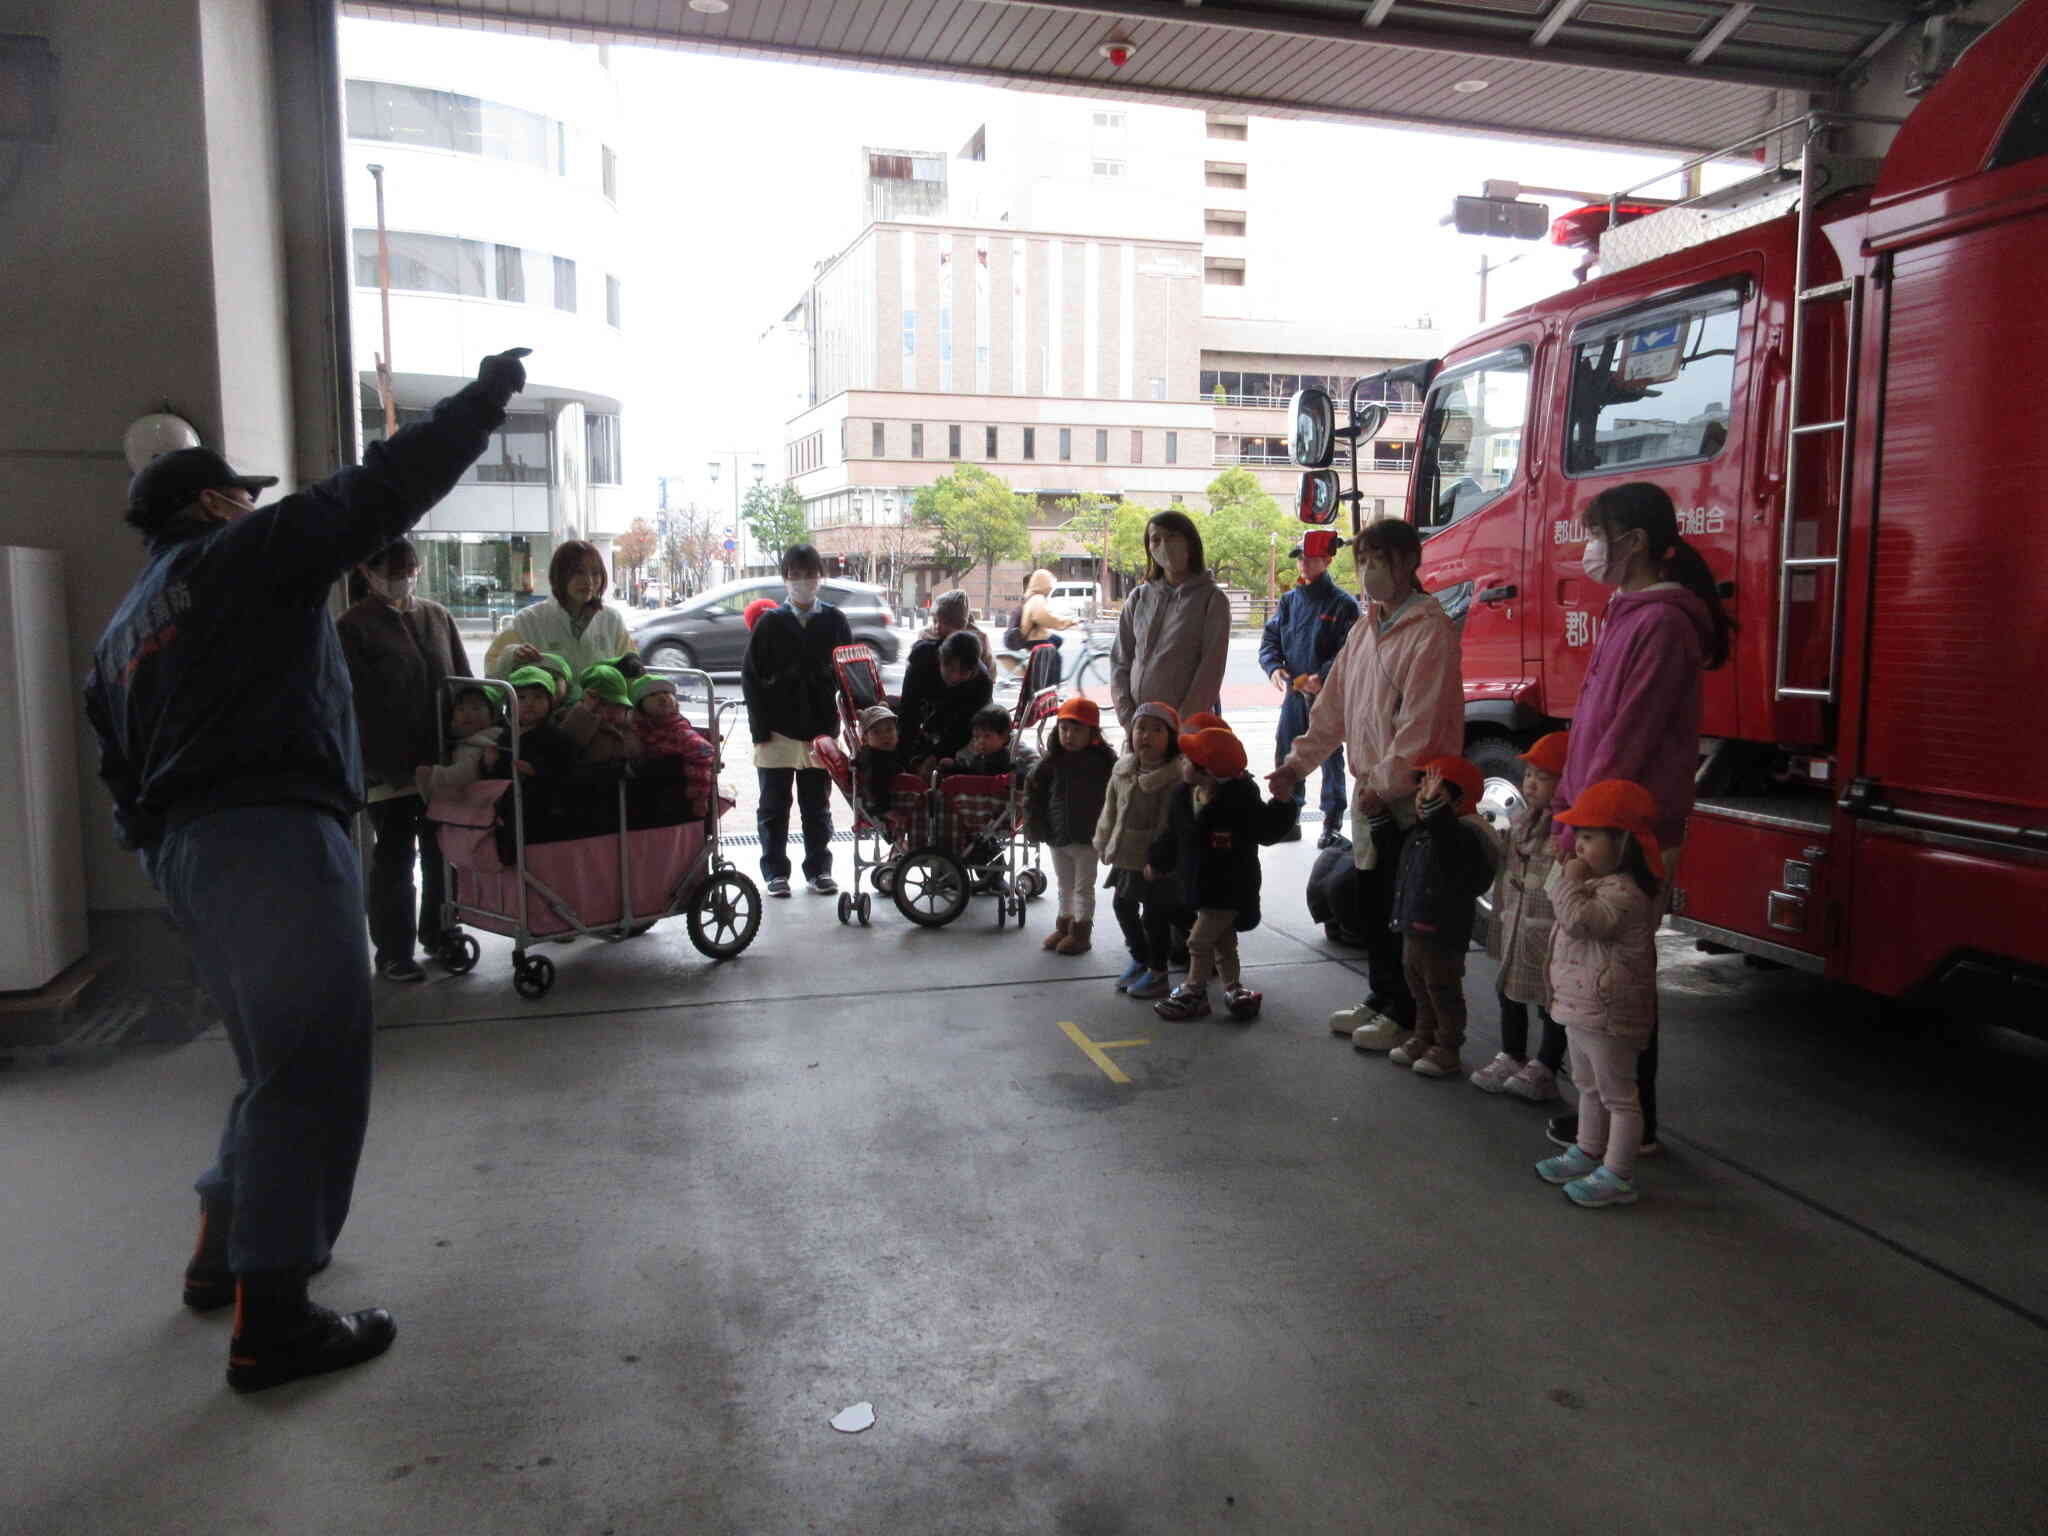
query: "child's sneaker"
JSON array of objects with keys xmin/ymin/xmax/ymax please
[
  {"xmin": 1387, "ymin": 1034, "xmax": 1429, "ymax": 1067},
  {"xmin": 1154, "ymin": 985, "xmax": 1212, "ymax": 1021},
  {"xmin": 1128, "ymin": 970, "xmax": 1171, "ymax": 1000},
  {"xmin": 1468, "ymin": 1052, "xmax": 1520, "ymax": 1093},
  {"xmin": 1223, "ymin": 985, "xmax": 1262, "ymax": 1020},
  {"xmin": 1504, "ymin": 1060, "xmax": 1560, "ymax": 1102},
  {"xmin": 1535, "ymin": 1146, "xmax": 1600, "ymax": 1184},
  {"xmin": 1411, "ymin": 1046, "xmax": 1461, "ymax": 1078},
  {"xmin": 1564, "ymin": 1166, "xmax": 1639, "ymax": 1208},
  {"xmin": 1114, "ymin": 958, "xmax": 1149, "ymax": 992}
]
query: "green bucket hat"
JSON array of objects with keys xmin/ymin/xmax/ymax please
[
  {"xmin": 507, "ymin": 665, "xmax": 556, "ymax": 694},
  {"xmin": 629, "ymin": 674, "xmax": 678, "ymax": 708},
  {"xmin": 580, "ymin": 663, "xmax": 631, "ymax": 707},
  {"xmin": 536, "ymin": 652, "xmax": 574, "ymax": 693}
]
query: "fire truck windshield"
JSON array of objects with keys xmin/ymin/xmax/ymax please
[{"xmin": 1415, "ymin": 346, "xmax": 1530, "ymax": 532}]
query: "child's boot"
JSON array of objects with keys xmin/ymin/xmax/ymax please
[
  {"xmin": 1055, "ymin": 919, "xmax": 1093, "ymax": 955},
  {"xmin": 1042, "ymin": 916, "xmax": 1072, "ymax": 952}
]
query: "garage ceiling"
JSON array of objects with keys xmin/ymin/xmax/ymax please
[{"xmin": 345, "ymin": 0, "xmax": 1918, "ymax": 154}]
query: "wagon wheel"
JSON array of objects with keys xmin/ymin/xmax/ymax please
[
  {"xmin": 438, "ymin": 932, "xmax": 480, "ymax": 974},
  {"xmin": 688, "ymin": 869, "xmax": 762, "ymax": 959},
  {"xmin": 891, "ymin": 849, "xmax": 971, "ymax": 928},
  {"xmin": 512, "ymin": 953, "xmax": 555, "ymax": 999}
]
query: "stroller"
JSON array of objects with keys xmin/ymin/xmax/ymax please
[
  {"xmin": 813, "ymin": 642, "xmax": 1047, "ymax": 930},
  {"xmin": 423, "ymin": 669, "xmax": 761, "ymax": 998}
]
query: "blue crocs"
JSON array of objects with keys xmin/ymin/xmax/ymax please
[
  {"xmin": 1564, "ymin": 1165, "xmax": 1639, "ymax": 1208},
  {"xmin": 1535, "ymin": 1146, "xmax": 1599, "ymax": 1185},
  {"xmin": 1115, "ymin": 958, "xmax": 1150, "ymax": 992}
]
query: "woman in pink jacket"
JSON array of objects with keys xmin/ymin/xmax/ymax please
[
  {"xmin": 1548, "ymin": 481, "xmax": 1735, "ymax": 1157},
  {"xmin": 1269, "ymin": 519, "xmax": 1464, "ymax": 1051}
]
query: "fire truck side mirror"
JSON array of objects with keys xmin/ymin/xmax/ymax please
[
  {"xmin": 1288, "ymin": 388, "xmax": 1337, "ymax": 468},
  {"xmin": 1349, "ymin": 403, "xmax": 1389, "ymax": 446},
  {"xmin": 1297, "ymin": 471, "xmax": 1342, "ymax": 525}
]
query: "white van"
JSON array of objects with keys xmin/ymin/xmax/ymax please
[{"xmin": 1047, "ymin": 581, "xmax": 1099, "ymax": 622}]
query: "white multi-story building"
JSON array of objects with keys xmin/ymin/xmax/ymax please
[{"xmin": 340, "ymin": 19, "xmax": 633, "ymax": 613}]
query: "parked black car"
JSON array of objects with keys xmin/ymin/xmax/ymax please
[{"xmin": 631, "ymin": 577, "xmax": 901, "ymax": 673}]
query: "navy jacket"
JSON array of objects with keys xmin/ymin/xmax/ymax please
[
  {"xmin": 740, "ymin": 601, "xmax": 855, "ymax": 744},
  {"xmin": 1147, "ymin": 776, "xmax": 1299, "ymax": 931},
  {"xmin": 1258, "ymin": 573, "xmax": 1360, "ymax": 682},
  {"xmin": 84, "ymin": 380, "xmax": 506, "ymax": 849},
  {"xmin": 1388, "ymin": 798, "xmax": 1498, "ymax": 951}
]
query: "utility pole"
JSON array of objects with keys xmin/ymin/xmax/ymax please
[
  {"xmin": 368, "ymin": 164, "xmax": 396, "ymax": 438},
  {"xmin": 1477, "ymin": 250, "xmax": 1526, "ymax": 325}
]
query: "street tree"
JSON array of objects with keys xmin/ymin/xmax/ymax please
[
  {"xmin": 663, "ymin": 501, "xmax": 723, "ymax": 596},
  {"xmin": 1197, "ymin": 467, "xmax": 1296, "ymax": 593},
  {"xmin": 741, "ymin": 479, "xmax": 810, "ymax": 562},
  {"xmin": 912, "ymin": 462, "xmax": 1031, "ymax": 609},
  {"xmin": 615, "ymin": 517, "xmax": 658, "ymax": 592}
]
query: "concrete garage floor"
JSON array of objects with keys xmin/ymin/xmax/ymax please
[{"xmin": 5, "ymin": 840, "xmax": 2047, "ymax": 1535}]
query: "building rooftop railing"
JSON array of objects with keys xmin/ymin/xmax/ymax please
[{"xmin": 1211, "ymin": 394, "xmax": 1424, "ymax": 414}]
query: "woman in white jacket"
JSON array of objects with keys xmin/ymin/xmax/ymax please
[{"xmin": 484, "ymin": 540, "xmax": 636, "ymax": 678}]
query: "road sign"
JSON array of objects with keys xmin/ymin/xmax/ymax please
[{"xmin": 723, "ymin": 539, "xmax": 737, "ymax": 555}]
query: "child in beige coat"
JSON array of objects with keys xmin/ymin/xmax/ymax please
[{"xmin": 1093, "ymin": 702, "xmax": 1185, "ymax": 1000}]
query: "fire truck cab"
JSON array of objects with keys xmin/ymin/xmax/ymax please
[{"xmin": 1350, "ymin": 0, "xmax": 2048, "ymax": 1023}]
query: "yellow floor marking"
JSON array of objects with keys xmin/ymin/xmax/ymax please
[{"xmin": 1058, "ymin": 1021, "xmax": 1152, "ymax": 1085}]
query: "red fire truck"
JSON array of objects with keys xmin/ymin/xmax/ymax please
[{"xmin": 1299, "ymin": 0, "xmax": 2048, "ymax": 1023}]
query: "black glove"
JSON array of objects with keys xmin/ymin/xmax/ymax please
[{"xmin": 476, "ymin": 347, "xmax": 532, "ymax": 405}]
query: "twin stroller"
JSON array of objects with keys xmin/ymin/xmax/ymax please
[{"xmin": 813, "ymin": 641, "xmax": 1062, "ymax": 930}]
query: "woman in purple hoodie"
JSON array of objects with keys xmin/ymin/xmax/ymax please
[{"xmin": 1549, "ymin": 481, "xmax": 1735, "ymax": 1156}]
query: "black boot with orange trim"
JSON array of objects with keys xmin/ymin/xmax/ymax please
[{"xmin": 226, "ymin": 1270, "xmax": 396, "ymax": 1394}]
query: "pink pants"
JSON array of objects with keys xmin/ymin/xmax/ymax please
[{"xmin": 1566, "ymin": 1027, "xmax": 1644, "ymax": 1180}]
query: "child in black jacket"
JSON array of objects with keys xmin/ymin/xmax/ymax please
[
  {"xmin": 1146, "ymin": 725, "xmax": 1298, "ymax": 1021},
  {"xmin": 854, "ymin": 704, "xmax": 906, "ymax": 827},
  {"xmin": 1025, "ymin": 696, "xmax": 1118, "ymax": 956},
  {"xmin": 1382, "ymin": 755, "xmax": 1503, "ymax": 1079}
]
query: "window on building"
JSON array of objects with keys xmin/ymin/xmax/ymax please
[
  {"xmin": 1023, "ymin": 427, "xmax": 1036, "ymax": 461},
  {"xmin": 912, "ymin": 423, "xmax": 924, "ymax": 458},
  {"xmin": 585, "ymin": 413, "xmax": 622, "ymax": 486},
  {"xmin": 1150, "ymin": 377, "xmax": 1167, "ymax": 400},
  {"xmin": 869, "ymin": 152, "xmax": 945, "ymax": 182},
  {"xmin": 352, "ymin": 230, "xmax": 487, "ymax": 297},
  {"xmin": 1205, "ymin": 161, "xmax": 1248, "ymax": 190},
  {"xmin": 985, "ymin": 426, "xmax": 999, "ymax": 458},
  {"xmin": 553, "ymin": 255, "xmax": 577, "ymax": 313},
  {"xmin": 1092, "ymin": 110, "xmax": 1126, "ymax": 130},
  {"xmin": 1059, "ymin": 428, "xmax": 1072, "ymax": 462},
  {"xmin": 1166, "ymin": 431, "xmax": 1178, "ymax": 465},
  {"xmin": 902, "ymin": 309, "xmax": 917, "ymax": 361},
  {"xmin": 1374, "ymin": 441, "xmax": 1417, "ymax": 471},
  {"xmin": 1092, "ymin": 159, "xmax": 1126, "ymax": 179},
  {"xmin": 601, "ymin": 144, "xmax": 618, "ymax": 202},
  {"xmin": 1564, "ymin": 288, "xmax": 1742, "ymax": 477},
  {"xmin": 1205, "ymin": 115, "xmax": 1248, "ymax": 141},
  {"xmin": 959, "ymin": 125, "xmax": 987, "ymax": 162},
  {"xmin": 873, "ymin": 421, "xmax": 886, "ymax": 457},
  {"xmin": 605, "ymin": 274, "xmax": 622, "ymax": 329},
  {"xmin": 1130, "ymin": 430, "xmax": 1144, "ymax": 464},
  {"xmin": 1205, "ymin": 257, "xmax": 1246, "ymax": 287},
  {"xmin": 1204, "ymin": 208, "xmax": 1248, "ymax": 238},
  {"xmin": 949, "ymin": 424, "xmax": 962, "ymax": 459},
  {"xmin": 556, "ymin": 123, "xmax": 569, "ymax": 176},
  {"xmin": 1095, "ymin": 429, "xmax": 1108, "ymax": 462},
  {"xmin": 465, "ymin": 410, "xmax": 551, "ymax": 485},
  {"xmin": 344, "ymin": 80, "xmax": 555, "ymax": 171},
  {"xmin": 493, "ymin": 243, "xmax": 524, "ymax": 303}
]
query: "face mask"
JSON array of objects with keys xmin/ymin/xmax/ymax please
[
  {"xmin": 1153, "ymin": 537, "xmax": 1189, "ymax": 575},
  {"xmin": 787, "ymin": 578, "xmax": 820, "ymax": 606},
  {"xmin": 1361, "ymin": 564, "xmax": 1400, "ymax": 605},
  {"xmin": 368, "ymin": 571, "xmax": 417, "ymax": 608}
]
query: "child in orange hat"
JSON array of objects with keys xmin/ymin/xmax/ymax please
[
  {"xmin": 1474, "ymin": 732, "xmax": 1571, "ymax": 1101},
  {"xmin": 1145, "ymin": 726, "xmax": 1298, "ymax": 1021},
  {"xmin": 1025, "ymin": 696, "xmax": 1118, "ymax": 955},
  {"xmin": 1536, "ymin": 778, "xmax": 1664, "ymax": 1209},
  {"xmin": 1383, "ymin": 755, "xmax": 1503, "ymax": 1077}
]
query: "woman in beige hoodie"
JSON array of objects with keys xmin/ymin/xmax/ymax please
[
  {"xmin": 1110, "ymin": 512, "xmax": 1233, "ymax": 732},
  {"xmin": 1269, "ymin": 518, "xmax": 1464, "ymax": 1050}
]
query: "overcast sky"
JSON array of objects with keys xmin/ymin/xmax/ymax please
[{"xmin": 601, "ymin": 44, "xmax": 1736, "ymax": 502}]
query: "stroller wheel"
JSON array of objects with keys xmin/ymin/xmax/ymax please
[
  {"xmin": 892, "ymin": 849, "xmax": 971, "ymax": 928},
  {"xmin": 513, "ymin": 954, "xmax": 555, "ymax": 999},
  {"xmin": 1021, "ymin": 869, "xmax": 1048, "ymax": 900},
  {"xmin": 837, "ymin": 890, "xmax": 854, "ymax": 925},
  {"xmin": 688, "ymin": 870, "xmax": 763, "ymax": 959},
  {"xmin": 439, "ymin": 933, "xmax": 480, "ymax": 974},
  {"xmin": 873, "ymin": 865, "xmax": 897, "ymax": 897},
  {"xmin": 994, "ymin": 897, "xmax": 1008, "ymax": 930},
  {"xmin": 857, "ymin": 893, "xmax": 873, "ymax": 927},
  {"xmin": 1011, "ymin": 893, "xmax": 1029, "ymax": 927}
]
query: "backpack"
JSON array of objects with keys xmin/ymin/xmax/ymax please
[{"xmin": 1003, "ymin": 602, "xmax": 1028, "ymax": 652}]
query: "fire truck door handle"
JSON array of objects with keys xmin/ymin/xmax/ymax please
[
  {"xmin": 1759, "ymin": 350, "xmax": 1789, "ymax": 494},
  {"xmin": 1478, "ymin": 584, "xmax": 1517, "ymax": 604}
]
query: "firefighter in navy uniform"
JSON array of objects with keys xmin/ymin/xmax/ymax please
[
  {"xmin": 83, "ymin": 347, "xmax": 530, "ymax": 1393},
  {"xmin": 1258, "ymin": 530, "xmax": 1361, "ymax": 849}
]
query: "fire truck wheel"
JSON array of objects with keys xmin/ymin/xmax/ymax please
[{"xmin": 1468, "ymin": 736, "xmax": 1527, "ymax": 837}]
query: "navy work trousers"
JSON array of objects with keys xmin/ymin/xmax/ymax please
[
  {"xmin": 1276, "ymin": 689, "xmax": 1347, "ymax": 830},
  {"xmin": 148, "ymin": 806, "xmax": 374, "ymax": 1274},
  {"xmin": 756, "ymin": 766, "xmax": 835, "ymax": 883}
]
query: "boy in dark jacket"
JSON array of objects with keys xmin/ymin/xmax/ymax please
[
  {"xmin": 740, "ymin": 544, "xmax": 854, "ymax": 896},
  {"xmin": 1382, "ymin": 755, "xmax": 1503, "ymax": 1079},
  {"xmin": 1147, "ymin": 726, "xmax": 1298, "ymax": 1021},
  {"xmin": 1026, "ymin": 696, "xmax": 1118, "ymax": 955}
]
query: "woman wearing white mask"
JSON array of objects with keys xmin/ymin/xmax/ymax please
[
  {"xmin": 1268, "ymin": 518, "xmax": 1464, "ymax": 1051},
  {"xmin": 337, "ymin": 538, "xmax": 473, "ymax": 981},
  {"xmin": 741, "ymin": 543, "xmax": 854, "ymax": 897},
  {"xmin": 484, "ymin": 539, "xmax": 636, "ymax": 679},
  {"xmin": 1109, "ymin": 511, "xmax": 1233, "ymax": 733}
]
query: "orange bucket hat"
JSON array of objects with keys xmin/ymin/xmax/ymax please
[
  {"xmin": 1055, "ymin": 696, "xmax": 1100, "ymax": 727},
  {"xmin": 1554, "ymin": 778, "xmax": 1662, "ymax": 872},
  {"xmin": 1180, "ymin": 711, "xmax": 1230, "ymax": 734},
  {"xmin": 1420, "ymin": 755, "xmax": 1484, "ymax": 812},
  {"xmin": 1519, "ymin": 731, "xmax": 1569, "ymax": 776},
  {"xmin": 1179, "ymin": 727, "xmax": 1248, "ymax": 779}
]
